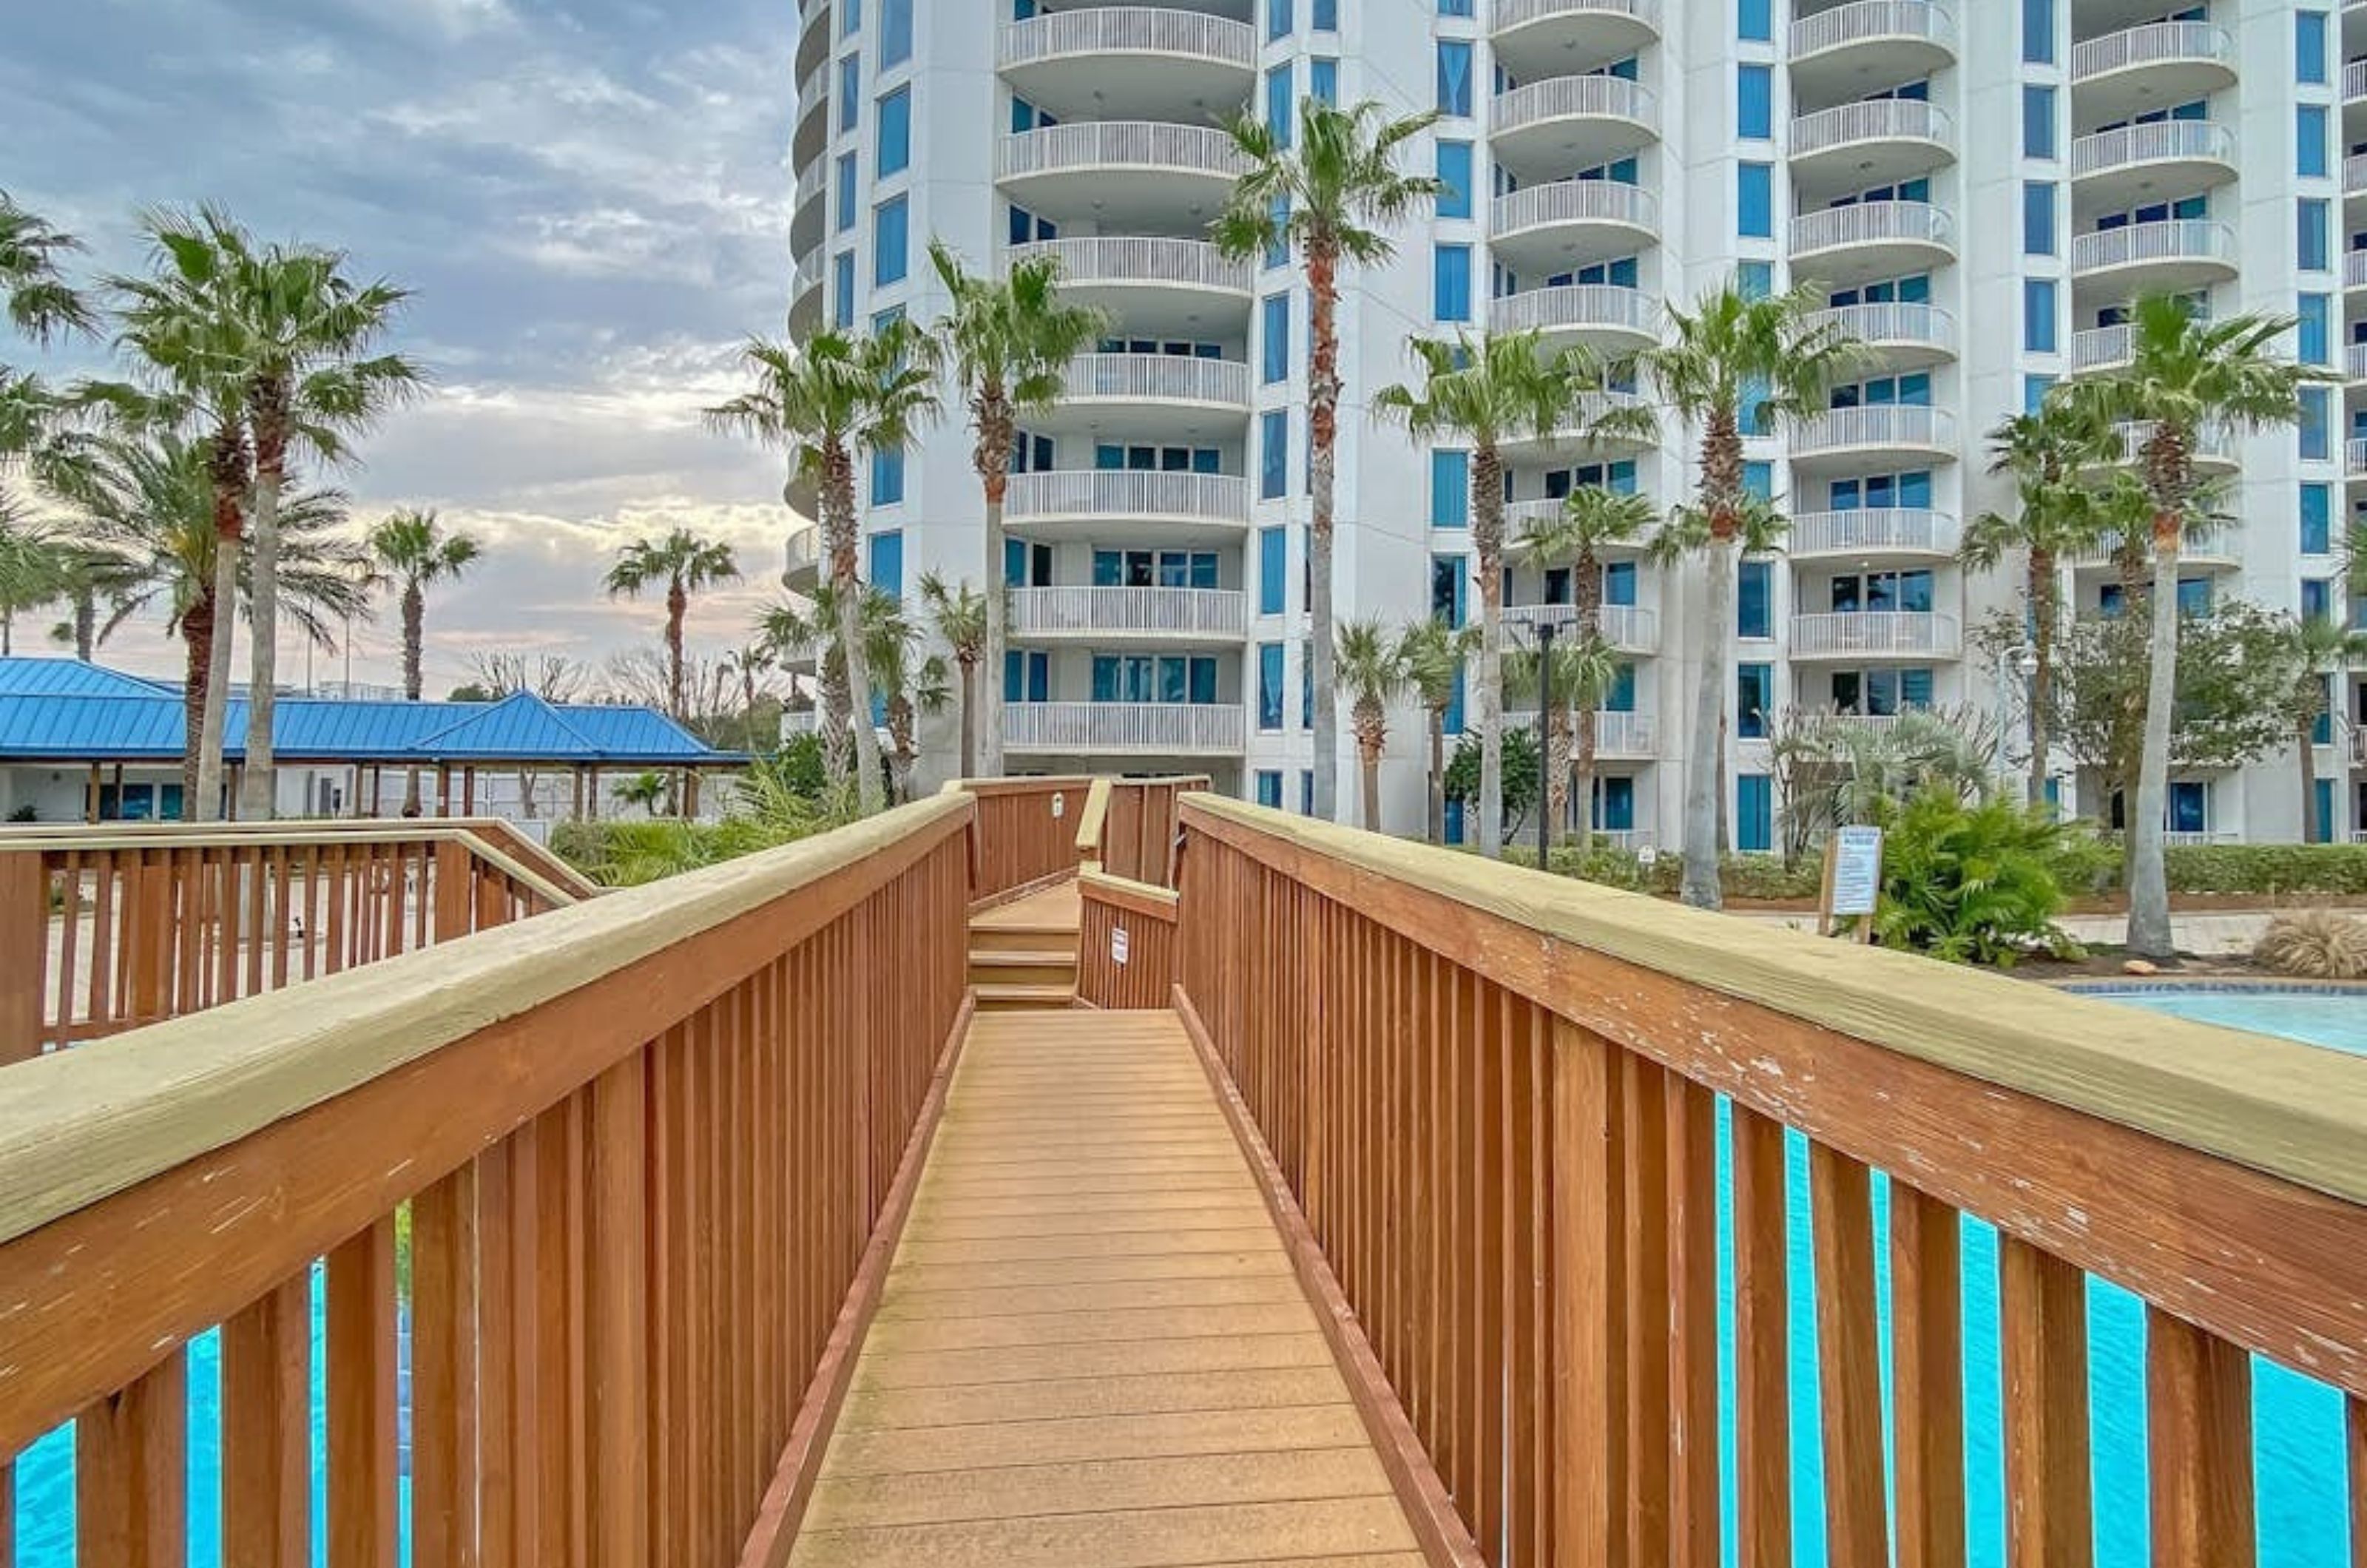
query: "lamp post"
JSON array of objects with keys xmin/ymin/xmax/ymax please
[{"xmin": 1534, "ymin": 616, "xmax": 1558, "ymax": 868}]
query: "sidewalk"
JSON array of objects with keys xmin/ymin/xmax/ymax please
[{"xmin": 1737, "ymin": 908, "xmax": 2272, "ymax": 957}]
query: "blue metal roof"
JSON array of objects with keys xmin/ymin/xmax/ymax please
[{"xmin": 0, "ymin": 659, "xmax": 175, "ymax": 699}]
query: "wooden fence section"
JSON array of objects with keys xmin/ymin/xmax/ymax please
[
  {"xmin": 1075, "ymin": 775, "xmax": 1209, "ymax": 889},
  {"xmin": 0, "ymin": 794, "xmax": 973, "ymax": 1568},
  {"xmin": 1074, "ymin": 868, "xmax": 1181, "ymax": 1010},
  {"xmin": 0, "ymin": 820, "xmax": 595, "ymax": 1064},
  {"xmin": 942, "ymin": 777, "xmax": 1092, "ymax": 904},
  {"xmin": 1175, "ymin": 794, "xmax": 2367, "ymax": 1568}
]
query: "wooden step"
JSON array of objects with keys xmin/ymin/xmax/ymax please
[
  {"xmin": 968, "ymin": 951, "xmax": 1079, "ymax": 990},
  {"xmin": 969, "ymin": 923, "xmax": 1079, "ymax": 957},
  {"xmin": 973, "ymin": 982, "xmax": 1080, "ymax": 1012}
]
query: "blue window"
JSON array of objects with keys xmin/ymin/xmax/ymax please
[
  {"xmin": 2298, "ymin": 10, "xmax": 2329, "ymax": 84},
  {"xmin": 1444, "ymin": 795, "xmax": 1465, "ymax": 844},
  {"xmin": 831, "ymin": 251, "xmax": 856, "ymax": 328},
  {"xmin": 1737, "ymin": 774, "xmax": 1774, "ymax": 853},
  {"xmin": 869, "ymin": 450, "xmax": 905, "ymax": 507},
  {"xmin": 1439, "ymin": 0, "xmax": 1472, "ymax": 13},
  {"xmin": 1300, "ymin": 771, "xmax": 1314, "ymax": 814},
  {"xmin": 2303, "ymin": 483, "xmax": 2334, "ymax": 554},
  {"xmin": 1436, "ymin": 141, "xmax": 1474, "ymax": 220},
  {"xmin": 2300, "ymin": 198, "xmax": 2331, "ymax": 271},
  {"xmin": 2169, "ymin": 782, "xmax": 2207, "ymax": 835},
  {"xmin": 1266, "ymin": 64, "xmax": 1294, "ymax": 145},
  {"xmin": 1738, "ymin": 561, "xmax": 1772, "ymax": 639},
  {"xmin": 1301, "ymin": 643, "xmax": 1313, "ymax": 728},
  {"xmin": 1432, "ymin": 555, "xmax": 1468, "ymax": 626},
  {"xmin": 1314, "ymin": 0, "xmax": 1337, "ymax": 29},
  {"xmin": 866, "ymin": 530, "xmax": 902, "ymax": 598},
  {"xmin": 1604, "ymin": 561, "xmax": 1637, "ymax": 608},
  {"xmin": 1260, "ymin": 410, "xmax": 1289, "ymax": 499},
  {"xmin": 2025, "ymin": 373, "xmax": 2056, "ymax": 415},
  {"xmin": 1738, "ymin": 0, "xmax": 1771, "ymax": 43},
  {"xmin": 2300, "ymin": 293, "xmax": 2333, "ymax": 365},
  {"xmin": 1743, "ymin": 460, "xmax": 1774, "ymax": 500},
  {"xmin": 1738, "ymin": 163, "xmax": 1773, "ymax": 239},
  {"xmin": 2023, "ymin": 278, "xmax": 2058, "ymax": 354},
  {"xmin": 834, "ymin": 153, "xmax": 857, "ymax": 231},
  {"xmin": 2177, "ymin": 578, "xmax": 2213, "ymax": 618},
  {"xmin": 1436, "ymin": 40, "xmax": 1473, "ymax": 116},
  {"xmin": 873, "ymin": 195, "xmax": 908, "ymax": 285},
  {"xmin": 842, "ymin": 0, "xmax": 860, "ymax": 36},
  {"xmin": 1261, "ymin": 293, "xmax": 1291, "ymax": 383},
  {"xmin": 1434, "ymin": 243, "xmax": 1473, "ymax": 322},
  {"xmin": 1737, "ymin": 260, "xmax": 1773, "ymax": 301},
  {"xmin": 1592, "ymin": 777, "xmax": 1635, "ymax": 834},
  {"xmin": 2315, "ymin": 777, "xmax": 2335, "ymax": 839},
  {"xmin": 2304, "ymin": 578, "xmax": 2334, "ymax": 622},
  {"xmin": 1269, "ymin": 0, "xmax": 1291, "ymax": 38},
  {"xmin": 2022, "ymin": 0, "xmax": 2053, "ymax": 64},
  {"xmin": 2022, "ymin": 85, "xmax": 2056, "ymax": 159},
  {"xmin": 1003, "ymin": 650, "xmax": 1049, "ymax": 703},
  {"xmin": 1255, "ymin": 770, "xmax": 1284, "ymax": 808},
  {"xmin": 1431, "ymin": 450, "xmax": 1470, "ymax": 528},
  {"xmin": 1259, "ymin": 527, "xmax": 1288, "ymax": 615},
  {"xmin": 1264, "ymin": 197, "xmax": 1291, "ymax": 270},
  {"xmin": 1738, "ymin": 64, "xmax": 1772, "ymax": 141},
  {"xmin": 837, "ymin": 55, "xmax": 860, "ymax": 132},
  {"xmin": 1737, "ymin": 666, "xmax": 1773, "ymax": 739},
  {"xmin": 877, "ymin": 87, "xmax": 911, "ymax": 176},
  {"xmin": 2302, "ymin": 386, "xmax": 2332, "ymax": 461},
  {"xmin": 881, "ymin": 0, "xmax": 911, "ymax": 64},
  {"xmin": 2300, "ymin": 106, "xmax": 2330, "ymax": 180},
  {"xmin": 1258, "ymin": 643, "xmax": 1286, "ymax": 730},
  {"xmin": 1311, "ymin": 59, "xmax": 1339, "ymax": 104},
  {"xmin": 2023, "ymin": 181, "xmax": 2056, "ymax": 255}
]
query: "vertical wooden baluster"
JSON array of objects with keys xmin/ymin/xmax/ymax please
[
  {"xmin": 136, "ymin": 850, "xmax": 169, "ymax": 1027},
  {"xmin": 223, "ymin": 1274, "xmax": 311, "ymax": 1568},
  {"xmin": 647, "ymin": 1027, "xmax": 680, "ymax": 1568},
  {"xmin": 1551, "ymin": 1018, "xmax": 1627, "ymax": 1565},
  {"xmin": 1474, "ymin": 981, "xmax": 1507, "ymax": 1558},
  {"xmin": 1623, "ymin": 1055, "xmax": 1672, "ymax": 1565},
  {"xmin": 55, "ymin": 852, "xmax": 81, "ymax": 1045},
  {"xmin": 174, "ymin": 848, "xmax": 203, "ymax": 1014},
  {"xmin": 1732, "ymin": 1106, "xmax": 1790, "ymax": 1568},
  {"xmin": 2148, "ymin": 1311, "xmax": 2255, "ymax": 1564},
  {"xmin": 2351, "ymin": 1397, "xmax": 2366, "ymax": 1568},
  {"xmin": 414, "ymin": 1164, "xmax": 482, "ymax": 1568},
  {"xmin": 1812, "ymin": 1145, "xmax": 1886, "ymax": 1568},
  {"xmin": 87, "ymin": 853, "xmax": 115, "ymax": 1037},
  {"xmin": 587, "ymin": 1054, "xmax": 651, "ymax": 1568},
  {"xmin": 0, "ymin": 854, "xmax": 42, "ymax": 1062},
  {"xmin": 77, "ymin": 1350, "xmax": 187, "ymax": 1568},
  {"xmin": 1508, "ymin": 1005, "xmax": 1545, "ymax": 1568},
  {"xmin": 476, "ymin": 1136, "xmax": 521, "ymax": 1568},
  {"xmin": 2, "ymin": 1455, "xmax": 13, "ymax": 1568},
  {"xmin": 2001, "ymin": 1237, "xmax": 2093, "ymax": 1568},
  {"xmin": 214, "ymin": 848, "xmax": 239, "ymax": 1005},
  {"xmin": 243, "ymin": 842, "xmax": 266, "ymax": 998},
  {"xmin": 329, "ymin": 1216, "xmax": 399, "ymax": 1568},
  {"xmin": 323, "ymin": 848, "xmax": 348, "ymax": 976},
  {"xmin": 1666, "ymin": 1076, "xmax": 1721, "ymax": 1568},
  {"xmin": 1891, "ymin": 1183, "xmax": 1967, "ymax": 1568}
]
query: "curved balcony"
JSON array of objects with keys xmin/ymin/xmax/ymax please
[
  {"xmin": 789, "ymin": 249, "xmax": 827, "ymax": 337},
  {"xmin": 1790, "ymin": 611, "xmax": 1960, "ymax": 660},
  {"xmin": 1787, "ymin": 508, "xmax": 1959, "ymax": 561},
  {"xmin": 1004, "ymin": 701, "xmax": 1246, "ymax": 756},
  {"xmin": 2348, "ymin": 58, "xmax": 2367, "ymax": 107},
  {"xmin": 796, "ymin": 0, "xmax": 834, "ymax": 83},
  {"xmin": 1490, "ymin": 0, "xmax": 1661, "ymax": 80},
  {"xmin": 1489, "ymin": 180, "xmax": 1659, "ymax": 273},
  {"xmin": 1010, "ymin": 586, "xmax": 1249, "ymax": 643},
  {"xmin": 1788, "ymin": 2, "xmax": 1956, "ymax": 108},
  {"xmin": 997, "ymin": 122, "xmax": 1251, "ymax": 227},
  {"xmin": 1791, "ymin": 405, "xmax": 1958, "ymax": 464},
  {"xmin": 2093, "ymin": 422, "xmax": 2238, "ymax": 476},
  {"xmin": 2070, "ymin": 22, "xmax": 2237, "ymax": 124},
  {"xmin": 1502, "ymin": 601, "xmax": 1660, "ymax": 655},
  {"xmin": 1788, "ymin": 200, "xmax": 1955, "ymax": 285},
  {"xmin": 1008, "ymin": 237, "xmax": 1249, "ymax": 337},
  {"xmin": 1505, "ymin": 391, "xmax": 1660, "ymax": 456},
  {"xmin": 1490, "ymin": 75, "xmax": 1659, "ymax": 181},
  {"xmin": 1485, "ymin": 283, "xmax": 1660, "ymax": 350},
  {"xmin": 1788, "ymin": 99, "xmax": 1953, "ymax": 199},
  {"xmin": 1056, "ymin": 354, "xmax": 1252, "ymax": 431},
  {"xmin": 996, "ymin": 9, "xmax": 1257, "ymax": 122},
  {"xmin": 791, "ymin": 158, "xmax": 828, "ymax": 257},
  {"xmin": 2068, "ymin": 218, "xmax": 2238, "ymax": 299},
  {"xmin": 793, "ymin": 59, "xmax": 831, "ymax": 168},
  {"xmin": 2067, "ymin": 533, "xmax": 2239, "ymax": 575},
  {"xmin": 1004, "ymin": 470, "xmax": 1252, "ymax": 538},
  {"xmin": 1503, "ymin": 496, "xmax": 1655, "ymax": 550},
  {"xmin": 1806, "ymin": 302, "xmax": 1956, "ymax": 368},
  {"xmin": 784, "ymin": 524, "xmax": 823, "ymax": 589},
  {"xmin": 2071, "ymin": 323, "xmax": 2130, "ymax": 374},
  {"xmin": 2068, "ymin": 121, "xmax": 2235, "ymax": 214}
]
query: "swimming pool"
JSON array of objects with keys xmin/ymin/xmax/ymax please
[{"xmin": 2090, "ymin": 984, "xmax": 2367, "ymax": 1055}]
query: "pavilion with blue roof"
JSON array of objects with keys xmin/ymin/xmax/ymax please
[{"xmin": 0, "ymin": 658, "xmax": 744, "ymax": 823}]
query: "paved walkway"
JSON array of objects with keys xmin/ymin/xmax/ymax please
[
  {"xmin": 787, "ymin": 1009, "xmax": 1420, "ymax": 1568},
  {"xmin": 1738, "ymin": 908, "xmax": 2275, "ymax": 957}
]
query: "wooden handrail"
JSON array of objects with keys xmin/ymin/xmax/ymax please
[
  {"xmin": 1068, "ymin": 774, "xmax": 1209, "ymax": 890},
  {"xmin": 1175, "ymin": 794, "xmax": 2367, "ymax": 1567},
  {"xmin": 939, "ymin": 776, "xmax": 1095, "ymax": 903}
]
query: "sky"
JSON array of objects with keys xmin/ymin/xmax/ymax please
[{"xmin": 2, "ymin": 0, "xmax": 804, "ymax": 696}]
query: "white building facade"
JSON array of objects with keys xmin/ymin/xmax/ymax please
[{"xmin": 786, "ymin": 0, "xmax": 2357, "ymax": 848}]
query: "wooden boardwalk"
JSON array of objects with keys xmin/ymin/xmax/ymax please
[{"xmin": 787, "ymin": 1009, "xmax": 1422, "ymax": 1568}]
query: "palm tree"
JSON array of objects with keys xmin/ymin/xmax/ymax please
[
  {"xmin": 2283, "ymin": 613, "xmax": 2367, "ymax": 845},
  {"xmin": 0, "ymin": 503, "xmax": 64, "ymax": 655},
  {"xmin": 613, "ymin": 771, "xmax": 669, "ymax": 818},
  {"xmin": 2053, "ymin": 292, "xmax": 2328, "ymax": 956},
  {"xmin": 1, "ymin": 195, "xmax": 95, "ymax": 467},
  {"xmin": 706, "ymin": 322, "xmax": 938, "ymax": 814},
  {"xmin": 368, "ymin": 509, "xmax": 484, "ymax": 815},
  {"xmin": 1635, "ymin": 279, "xmax": 1860, "ymax": 908},
  {"xmin": 1505, "ymin": 631, "xmax": 1624, "ymax": 850},
  {"xmin": 1959, "ymin": 405, "xmax": 2121, "ymax": 805},
  {"xmin": 1375, "ymin": 330, "xmax": 1647, "ymax": 855},
  {"xmin": 604, "ymin": 529, "xmax": 742, "ymax": 722},
  {"xmin": 863, "ymin": 589, "xmax": 951, "ymax": 802},
  {"xmin": 928, "ymin": 242, "xmax": 1108, "ymax": 778},
  {"xmin": 1214, "ymin": 97, "xmax": 1445, "ymax": 822},
  {"xmin": 757, "ymin": 591, "xmax": 854, "ymax": 786},
  {"xmin": 1333, "ymin": 616, "xmax": 1408, "ymax": 831},
  {"xmin": 1398, "ymin": 616, "xmax": 1477, "ymax": 844},
  {"xmin": 918, "ymin": 570, "xmax": 990, "ymax": 778},
  {"xmin": 1519, "ymin": 484, "xmax": 1656, "ymax": 847},
  {"xmin": 721, "ymin": 641, "xmax": 777, "ymax": 755}
]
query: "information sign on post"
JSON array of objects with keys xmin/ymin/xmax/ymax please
[{"xmin": 1820, "ymin": 825, "xmax": 1884, "ymax": 942}]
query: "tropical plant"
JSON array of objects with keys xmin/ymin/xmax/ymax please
[
  {"xmin": 1505, "ymin": 629, "xmax": 1621, "ymax": 850},
  {"xmin": 1331, "ymin": 616, "xmax": 1408, "ymax": 831},
  {"xmin": 0, "ymin": 504, "xmax": 66, "ymax": 655},
  {"xmin": 705, "ymin": 322, "xmax": 938, "ymax": 813},
  {"xmin": 2254, "ymin": 908, "xmax": 2367, "ymax": 981},
  {"xmin": 1865, "ymin": 784, "xmax": 2081, "ymax": 967},
  {"xmin": 865, "ymin": 592, "xmax": 951, "ymax": 803},
  {"xmin": 1, "ymin": 194, "xmax": 95, "ymax": 464},
  {"xmin": 604, "ymin": 529, "xmax": 741, "ymax": 723},
  {"xmin": 918, "ymin": 570, "xmax": 990, "ymax": 779},
  {"xmin": 612, "ymin": 771, "xmax": 669, "ymax": 818},
  {"xmin": 757, "ymin": 587, "xmax": 855, "ymax": 784},
  {"xmin": 1519, "ymin": 484, "xmax": 1656, "ymax": 845},
  {"xmin": 1397, "ymin": 616, "xmax": 1476, "ymax": 844},
  {"xmin": 720, "ymin": 640, "xmax": 778, "ymax": 756},
  {"xmin": 927, "ymin": 242, "xmax": 1107, "ymax": 778},
  {"xmin": 2051, "ymin": 291, "xmax": 2329, "ymax": 956},
  {"xmin": 1215, "ymin": 96, "xmax": 1445, "ymax": 822},
  {"xmin": 367, "ymin": 508, "xmax": 482, "ymax": 812},
  {"xmin": 1635, "ymin": 278, "xmax": 1860, "ymax": 907},
  {"xmin": 2276, "ymin": 612, "xmax": 2367, "ymax": 845},
  {"xmin": 1443, "ymin": 723, "xmax": 1540, "ymax": 841},
  {"xmin": 1375, "ymin": 330, "xmax": 1646, "ymax": 854}
]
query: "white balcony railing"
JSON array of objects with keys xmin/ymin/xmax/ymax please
[
  {"xmin": 2348, "ymin": 250, "xmax": 2367, "ymax": 291},
  {"xmin": 2348, "ymin": 438, "xmax": 2367, "ymax": 478},
  {"xmin": 1807, "ymin": 301, "xmax": 1956, "ymax": 355},
  {"xmin": 1492, "ymin": 74, "xmax": 1660, "ymax": 138},
  {"xmin": 1500, "ymin": 602, "xmax": 1661, "ymax": 652},
  {"xmin": 1791, "ymin": 0, "xmax": 1955, "ymax": 61},
  {"xmin": 1008, "ymin": 237, "xmax": 1250, "ymax": 295},
  {"xmin": 1061, "ymin": 353, "xmax": 1251, "ymax": 408},
  {"xmin": 1009, "ymin": 587, "xmax": 1249, "ymax": 640},
  {"xmin": 1502, "ymin": 709, "xmax": 1658, "ymax": 757},
  {"xmin": 780, "ymin": 709, "xmax": 820, "ymax": 739},
  {"xmin": 2349, "ymin": 59, "xmax": 2367, "ymax": 102},
  {"xmin": 1789, "ymin": 200, "xmax": 1954, "ymax": 257},
  {"xmin": 796, "ymin": 61, "xmax": 829, "ymax": 121},
  {"xmin": 2108, "ymin": 422, "xmax": 2236, "ymax": 466},
  {"xmin": 1790, "ymin": 611, "xmax": 1962, "ymax": 657},
  {"xmin": 1486, "ymin": 284, "xmax": 1659, "ymax": 337},
  {"xmin": 1493, "ymin": 0, "xmax": 1662, "ymax": 33},
  {"xmin": 1490, "ymin": 180, "xmax": 1659, "ymax": 240},
  {"xmin": 792, "ymin": 249, "xmax": 827, "ymax": 297},
  {"xmin": 785, "ymin": 524, "xmax": 822, "ymax": 578},
  {"xmin": 997, "ymin": 7, "xmax": 1257, "ymax": 70},
  {"xmin": 1788, "ymin": 508, "xmax": 1959, "ymax": 558},
  {"xmin": 2072, "ymin": 323, "xmax": 2132, "ymax": 372},
  {"xmin": 1004, "ymin": 702, "xmax": 1247, "ymax": 754},
  {"xmin": 996, "ymin": 121, "xmax": 1252, "ymax": 181},
  {"xmin": 1789, "ymin": 97, "xmax": 1952, "ymax": 159},
  {"xmin": 1004, "ymin": 470, "xmax": 1252, "ymax": 527},
  {"xmin": 2069, "ymin": 119, "xmax": 2235, "ymax": 180},
  {"xmin": 1792, "ymin": 404, "xmax": 1958, "ymax": 455},
  {"xmin": 2349, "ymin": 342, "xmax": 2367, "ymax": 385},
  {"xmin": 2069, "ymin": 218, "xmax": 2238, "ymax": 275},
  {"xmin": 794, "ymin": 159, "xmax": 828, "ymax": 210},
  {"xmin": 2070, "ymin": 21, "xmax": 2235, "ymax": 82}
]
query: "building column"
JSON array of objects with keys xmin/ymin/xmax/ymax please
[{"xmin": 84, "ymin": 763, "xmax": 101, "ymax": 824}]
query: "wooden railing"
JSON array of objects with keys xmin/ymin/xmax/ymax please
[
  {"xmin": 1070, "ymin": 776, "xmax": 1205, "ymax": 1008},
  {"xmin": 1174, "ymin": 795, "xmax": 2367, "ymax": 1568},
  {"xmin": 1073, "ymin": 774, "xmax": 1207, "ymax": 890},
  {"xmin": 0, "ymin": 819, "xmax": 596, "ymax": 1064},
  {"xmin": 0, "ymin": 794, "xmax": 973, "ymax": 1568},
  {"xmin": 942, "ymin": 775, "xmax": 1093, "ymax": 904}
]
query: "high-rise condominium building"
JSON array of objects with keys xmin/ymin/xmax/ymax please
[{"xmin": 786, "ymin": 0, "xmax": 2351, "ymax": 848}]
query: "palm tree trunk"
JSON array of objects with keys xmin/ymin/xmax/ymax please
[
  {"xmin": 1357, "ymin": 707, "xmax": 1382, "ymax": 832},
  {"xmin": 181, "ymin": 595, "xmax": 213, "ymax": 815},
  {"xmin": 72, "ymin": 588, "xmax": 94, "ymax": 661},
  {"xmin": 825, "ymin": 444, "xmax": 886, "ymax": 812},
  {"xmin": 958, "ymin": 658, "xmax": 979, "ymax": 780},
  {"xmin": 820, "ymin": 649, "xmax": 853, "ymax": 787},
  {"xmin": 402, "ymin": 583, "xmax": 426, "ymax": 816},
  {"xmin": 1427, "ymin": 708, "xmax": 1445, "ymax": 844},
  {"xmin": 0, "ymin": 614, "xmax": 10, "ymax": 656},
  {"xmin": 666, "ymin": 582, "xmax": 688, "ymax": 720},
  {"xmin": 978, "ymin": 416, "xmax": 1010, "ymax": 779},
  {"xmin": 1683, "ymin": 533, "xmax": 1733, "ymax": 910},
  {"xmin": 1307, "ymin": 242, "xmax": 1342, "ymax": 822},
  {"xmin": 1571, "ymin": 549, "xmax": 1601, "ymax": 851},
  {"xmin": 196, "ymin": 437, "xmax": 245, "ymax": 823},
  {"xmin": 240, "ymin": 440, "xmax": 286, "ymax": 822},
  {"xmin": 1473, "ymin": 443, "xmax": 1506, "ymax": 858},
  {"xmin": 1574, "ymin": 710, "xmax": 1597, "ymax": 853},
  {"xmin": 2027, "ymin": 548, "xmax": 2056, "ymax": 806},
  {"xmin": 2300, "ymin": 713, "xmax": 2323, "ymax": 845},
  {"xmin": 1544, "ymin": 708, "xmax": 1572, "ymax": 851},
  {"xmin": 2127, "ymin": 515, "xmax": 2181, "ymax": 959}
]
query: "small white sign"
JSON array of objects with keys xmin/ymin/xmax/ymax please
[
  {"xmin": 1828, "ymin": 825, "xmax": 1885, "ymax": 918},
  {"xmin": 1636, "ymin": 845, "xmax": 1658, "ymax": 868},
  {"xmin": 1111, "ymin": 926, "xmax": 1130, "ymax": 966},
  {"xmin": 1051, "ymin": 792, "xmax": 1065, "ymax": 819}
]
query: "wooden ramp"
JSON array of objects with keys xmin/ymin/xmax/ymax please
[{"xmin": 787, "ymin": 1009, "xmax": 1423, "ymax": 1568}]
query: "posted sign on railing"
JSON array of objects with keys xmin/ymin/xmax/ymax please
[{"xmin": 1820, "ymin": 825, "xmax": 1883, "ymax": 941}]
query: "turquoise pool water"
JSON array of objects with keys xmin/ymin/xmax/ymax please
[{"xmin": 12, "ymin": 990, "xmax": 2359, "ymax": 1564}]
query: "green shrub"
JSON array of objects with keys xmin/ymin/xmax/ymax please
[
  {"xmin": 1868, "ymin": 785, "xmax": 2079, "ymax": 967},
  {"xmin": 1496, "ymin": 842, "xmax": 1822, "ymax": 901},
  {"xmin": 2163, "ymin": 842, "xmax": 2367, "ymax": 896}
]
